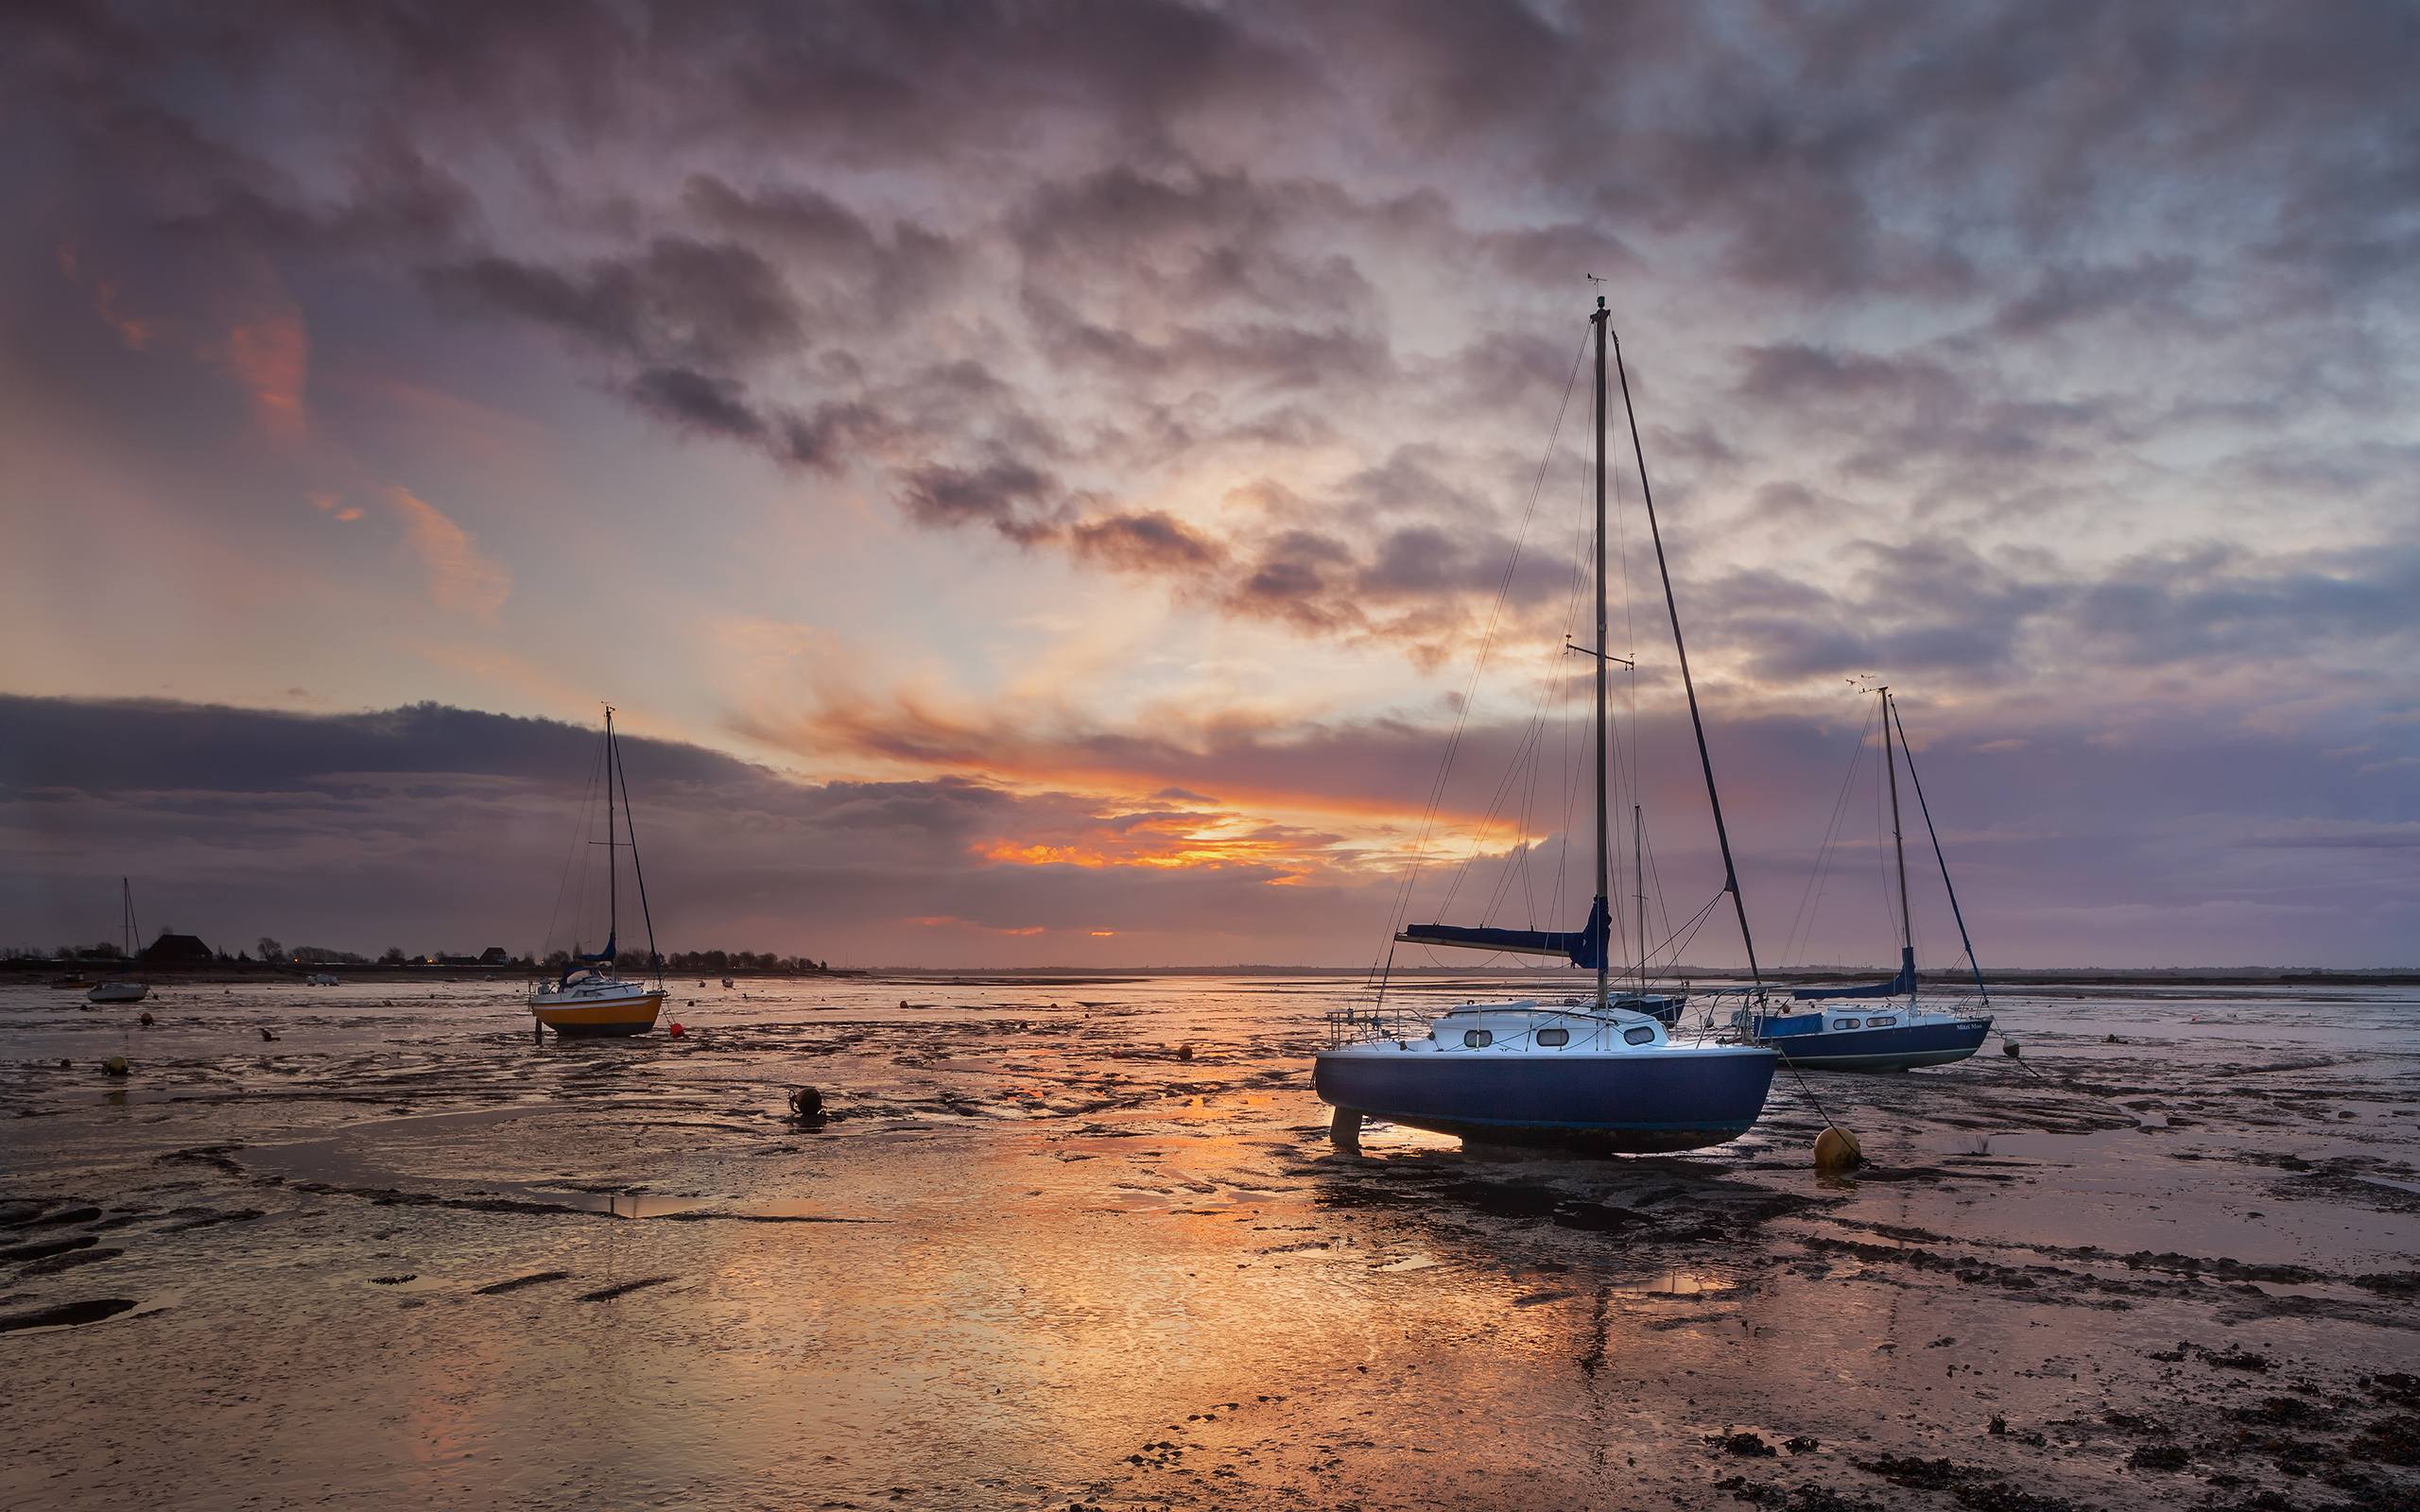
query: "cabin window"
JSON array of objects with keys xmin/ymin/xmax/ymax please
[
  {"xmin": 1832, "ymin": 1020, "xmax": 1858, "ymax": 1031},
  {"xmin": 1624, "ymin": 1025, "xmax": 1655, "ymax": 1046},
  {"xmin": 1866, "ymin": 1016, "xmax": 1897, "ymax": 1028},
  {"xmin": 1536, "ymin": 1027, "xmax": 1570, "ymax": 1047},
  {"xmin": 1462, "ymin": 1029, "xmax": 1494, "ymax": 1048}
]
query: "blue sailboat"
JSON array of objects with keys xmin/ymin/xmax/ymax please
[
  {"xmin": 1738, "ymin": 687, "xmax": 1992, "ymax": 1071},
  {"xmin": 1314, "ymin": 299, "xmax": 1777, "ymax": 1154}
]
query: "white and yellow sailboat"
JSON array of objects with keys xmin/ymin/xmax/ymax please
[{"xmin": 530, "ymin": 707, "xmax": 668, "ymax": 1039}]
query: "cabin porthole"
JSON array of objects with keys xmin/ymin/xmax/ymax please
[
  {"xmin": 1832, "ymin": 1020, "xmax": 1858, "ymax": 1031},
  {"xmin": 1461, "ymin": 1028, "xmax": 1494, "ymax": 1048},
  {"xmin": 1623, "ymin": 1025, "xmax": 1655, "ymax": 1045},
  {"xmin": 1866, "ymin": 1016, "xmax": 1897, "ymax": 1028},
  {"xmin": 1536, "ymin": 1027, "xmax": 1570, "ymax": 1047}
]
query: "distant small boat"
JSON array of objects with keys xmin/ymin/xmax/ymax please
[
  {"xmin": 1736, "ymin": 687, "xmax": 1991, "ymax": 1071},
  {"xmin": 87, "ymin": 878, "xmax": 150, "ymax": 1005},
  {"xmin": 720, "ymin": 976, "xmax": 735, "ymax": 988},
  {"xmin": 306, "ymin": 972, "xmax": 341, "ymax": 987},
  {"xmin": 529, "ymin": 707, "xmax": 667, "ymax": 1039}
]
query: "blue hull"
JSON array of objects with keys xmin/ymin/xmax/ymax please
[
  {"xmin": 1312, "ymin": 1048, "xmax": 1776, "ymax": 1154},
  {"xmin": 1755, "ymin": 1017, "xmax": 1990, "ymax": 1072}
]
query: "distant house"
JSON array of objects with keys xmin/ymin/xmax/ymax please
[
  {"xmin": 140, "ymin": 932, "xmax": 214, "ymax": 967},
  {"xmin": 477, "ymin": 946, "xmax": 510, "ymax": 966}
]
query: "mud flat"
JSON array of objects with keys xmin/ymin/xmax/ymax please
[{"xmin": 3, "ymin": 977, "xmax": 2415, "ymax": 1509}]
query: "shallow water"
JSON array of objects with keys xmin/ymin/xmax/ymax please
[{"xmin": 4, "ymin": 975, "xmax": 2417, "ymax": 1509}]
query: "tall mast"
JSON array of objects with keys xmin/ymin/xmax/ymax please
[
  {"xmin": 612, "ymin": 717, "xmax": 662, "ymax": 985},
  {"xmin": 1612, "ymin": 330, "xmax": 1762, "ymax": 986},
  {"xmin": 1592, "ymin": 299, "xmax": 1611, "ymax": 1013},
  {"xmin": 603, "ymin": 706, "xmax": 618, "ymax": 955},
  {"xmin": 122, "ymin": 877, "xmax": 135, "ymax": 959},
  {"xmin": 1889, "ymin": 696, "xmax": 1989, "ymax": 1005},
  {"xmin": 1881, "ymin": 688, "xmax": 1914, "ymax": 997}
]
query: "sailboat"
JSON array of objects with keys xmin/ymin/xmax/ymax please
[
  {"xmin": 87, "ymin": 879, "xmax": 150, "ymax": 1005},
  {"xmin": 1737, "ymin": 686, "xmax": 1992, "ymax": 1070},
  {"xmin": 1313, "ymin": 298, "xmax": 1778, "ymax": 1154},
  {"xmin": 529, "ymin": 707, "xmax": 668, "ymax": 1039}
]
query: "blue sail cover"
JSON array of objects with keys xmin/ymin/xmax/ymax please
[
  {"xmin": 1792, "ymin": 945, "xmax": 1914, "ymax": 1000},
  {"xmin": 1397, "ymin": 898, "xmax": 1611, "ymax": 970},
  {"xmin": 562, "ymin": 932, "xmax": 616, "ymax": 986}
]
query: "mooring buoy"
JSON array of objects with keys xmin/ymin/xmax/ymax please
[{"xmin": 1814, "ymin": 1125, "xmax": 1862, "ymax": 1172}]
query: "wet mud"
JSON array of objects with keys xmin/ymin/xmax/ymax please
[{"xmin": 2, "ymin": 976, "xmax": 2414, "ymax": 1509}]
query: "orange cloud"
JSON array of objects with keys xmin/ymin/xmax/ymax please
[
  {"xmin": 385, "ymin": 486, "xmax": 510, "ymax": 622},
  {"xmin": 224, "ymin": 315, "xmax": 309, "ymax": 439},
  {"xmin": 904, "ymin": 916, "xmax": 1046, "ymax": 936},
  {"xmin": 55, "ymin": 241, "xmax": 163, "ymax": 352},
  {"xmin": 310, "ymin": 492, "xmax": 364, "ymax": 523}
]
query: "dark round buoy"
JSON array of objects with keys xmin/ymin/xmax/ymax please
[
  {"xmin": 788, "ymin": 1086, "xmax": 824, "ymax": 1121},
  {"xmin": 666, "ymin": 1022, "xmax": 685, "ymax": 1039},
  {"xmin": 1176, "ymin": 1042, "xmax": 1195, "ymax": 1062},
  {"xmin": 2002, "ymin": 1040, "xmax": 2021, "ymax": 1057},
  {"xmin": 139, "ymin": 1011, "xmax": 155, "ymax": 1027},
  {"xmin": 101, "ymin": 1056, "xmax": 130, "ymax": 1078}
]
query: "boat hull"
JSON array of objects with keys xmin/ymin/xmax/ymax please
[
  {"xmin": 1312, "ymin": 1045, "xmax": 1776, "ymax": 1154},
  {"xmin": 530, "ymin": 990, "xmax": 666, "ymax": 1038},
  {"xmin": 86, "ymin": 982, "xmax": 149, "ymax": 1004},
  {"xmin": 1757, "ymin": 1017, "xmax": 1990, "ymax": 1072}
]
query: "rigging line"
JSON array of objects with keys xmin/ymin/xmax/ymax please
[
  {"xmin": 611, "ymin": 723, "xmax": 662, "ymax": 983},
  {"xmin": 1374, "ymin": 326, "xmax": 1591, "ymax": 983},
  {"xmin": 1639, "ymin": 813, "xmax": 1679, "ymax": 967},
  {"xmin": 1443, "ymin": 654, "xmax": 1560, "ymax": 920},
  {"xmin": 1549, "ymin": 443, "xmax": 1596, "ymax": 938},
  {"xmin": 1648, "ymin": 890, "xmax": 1727, "ymax": 972},
  {"xmin": 1612, "ymin": 329, "xmax": 1761, "ymax": 984},
  {"xmin": 542, "ymin": 735, "xmax": 607, "ymax": 961},
  {"xmin": 1603, "ymin": 399, "xmax": 1645, "ymax": 980},
  {"xmin": 1890, "ymin": 696, "xmax": 1991, "ymax": 1005},
  {"xmin": 1781, "ymin": 699, "xmax": 1877, "ymax": 970}
]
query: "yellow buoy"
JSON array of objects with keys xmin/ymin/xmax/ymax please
[
  {"xmin": 1813, "ymin": 1125, "xmax": 1862, "ymax": 1172},
  {"xmin": 101, "ymin": 1056, "xmax": 130, "ymax": 1077}
]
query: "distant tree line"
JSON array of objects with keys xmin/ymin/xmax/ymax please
[
  {"xmin": 539, "ymin": 948, "xmax": 832, "ymax": 973},
  {"xmin": 5, "ymin": 939, "xmax": 835, "ymax": 972}
]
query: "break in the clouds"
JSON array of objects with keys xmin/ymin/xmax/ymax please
[{"xmin": 2, "ymin": 2, "xmax": 2415, "ymax": 965}]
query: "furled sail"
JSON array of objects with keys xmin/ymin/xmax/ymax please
[
  {"xmin": 1791, "ymin": 945, "xmax": 1913, "ymax": 1001},
  {"xmin": 1396, "ymin": 899, "xmax": 1610, "ymax": 970}
]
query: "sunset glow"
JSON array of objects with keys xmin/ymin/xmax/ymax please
[{"xmin": 2, "ymin": 4, "xmax": 2414, "ymax": 967}]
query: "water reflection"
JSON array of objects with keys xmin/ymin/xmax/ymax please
[{"xmin": 3, "ymin": 975, "xmax": 2415, "ymax": 1509}]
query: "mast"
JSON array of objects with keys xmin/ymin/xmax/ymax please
[
  {"xmin": 1592, "ymin": 299, "xmax": 1611, "ymax": 1013},
  {"xmin": 121, "ymin": 877, "xmax": 136, "ymax": 960},
  {"xmin": 1881, "ymin": 688, "xmax": 1915, "ymax": 999},
  {"xmin": 1611, "ymin": 330, "xmax": 1763, "ymax": 986},
  {"xmin": 611, "ymin": 717, "xmax": 662, "ymax": 985},
  {"xmin": 1890, "ymin": 695, "xmax": 1989, "ymax": 1005},
  {"xmin": 603, "ymin": 706, "xmax": 618, "ymax": 957}
]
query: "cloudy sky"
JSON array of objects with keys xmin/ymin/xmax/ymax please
[{"xmin": 4, "ymin": 2, "xmax": 2415, "ymax": 969}]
